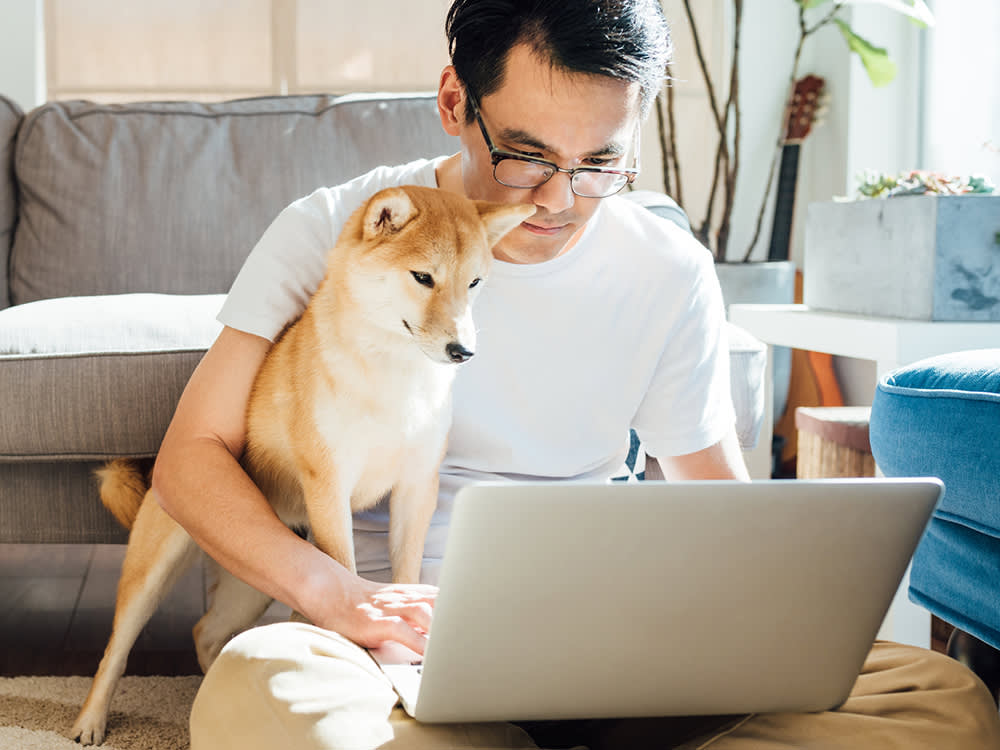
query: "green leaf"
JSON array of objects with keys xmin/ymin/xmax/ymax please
[
  {"xmin": 838, "ymin": 0, "xmax": 935, "ymax": 28},
  {"xmin": 834, "ymin": 19, "xmax": 897, "ymax": 87},
  {"xmin": 796, "ymin": 0, "xmax": 833, "ymax": 8}
]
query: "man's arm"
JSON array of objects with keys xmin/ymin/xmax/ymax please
[
  {"xmin": 647, "ymin": 426, "xmax": 750, "ymax": 481},
  {"xmin": 152, "ymin": 325, "xmax": 433, "ymax": 653}
]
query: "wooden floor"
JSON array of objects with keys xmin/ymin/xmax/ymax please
[{"xmin": 0, "ymin": 543, "xmax": 290, "ymax": 677}]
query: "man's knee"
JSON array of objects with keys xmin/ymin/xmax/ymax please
[
  {"xmin": 191, "ymin": 623, "xmax": 398, "ymax": 750},
  {"xmin": 917, "ymin": 644, "xmax": 1000, "ymax": 709},
  {"xmin": 219, "ymin": 622, "xmax": 382, "ymax": 672},
  {"xmin": 862, "ymin": 642, "xmax": 1000, "ymax": 745},
  {"xmin": 869, "ymin": 641, "xmax": 992, "ymax": 693}
]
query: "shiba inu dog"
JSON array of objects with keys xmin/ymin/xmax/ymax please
[{"xmin": 71, "ymin": 185, "xmax": 535, "ymax": 745}]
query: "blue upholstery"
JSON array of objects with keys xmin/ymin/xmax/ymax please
[{"xmin": 870, "ymin": 349, "xmax": 1000, "ymax": 649}]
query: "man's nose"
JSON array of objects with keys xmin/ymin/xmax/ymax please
[{"xmin": 531, "ymin": 171, "xmax": 575, "ymax": 215}]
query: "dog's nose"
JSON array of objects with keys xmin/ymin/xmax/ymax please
[{"xmin": 446, "ymin": 342, "xmax": 474, "ymax": 363}]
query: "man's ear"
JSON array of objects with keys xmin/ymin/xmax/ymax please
[
  {"xmin": 476, "ymin": 202, "xmax": 536, "ymax": 247},
  {"xmin": 437, "ymin": 66, "xmax": 465, "ymax": 136},
  {"xmin": 362, "ymin": 188, "xmax": 418, "ymax": 240}
]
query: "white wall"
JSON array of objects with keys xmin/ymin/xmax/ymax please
[
  {"xmin": 728, "ymin": 4, "xmax": 801, "ymax": 263},
  {"xmin": 923, "ymin": 0, "xmax": 1000, "ymax": 184},
  {"xmin": 0, "ymin": 0, "xmax": 46, "ymax": 109}
]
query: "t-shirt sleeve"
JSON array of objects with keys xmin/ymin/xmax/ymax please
[
  {"xmin": 631, "ymin": 244, "xmax": 737, "ymax": 459},
  {"xmin": 217, "ymin": 187, "xmax": 339, "ymax": 341}
]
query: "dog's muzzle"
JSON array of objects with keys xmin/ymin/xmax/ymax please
[{"xmin": 445, "ymin": 342, "xmax": 474, "ymax": 363}]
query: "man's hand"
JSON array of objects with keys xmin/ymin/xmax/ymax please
[{"xmin": 310, "ymin": 574, "xmax": 438, "ymax": 655}]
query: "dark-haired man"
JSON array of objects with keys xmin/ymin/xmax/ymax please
[{"xmin": 173, "ymin": 1, "xmax": 1000, "ymax": 747}]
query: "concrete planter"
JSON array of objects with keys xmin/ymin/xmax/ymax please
[
  {"xmin": 803, "ymin": 195, "xmax": 1000, "ymax": 320},
  {"xmin": 714, "ymin": 260, "xmax": 797, "ymax": 311}
]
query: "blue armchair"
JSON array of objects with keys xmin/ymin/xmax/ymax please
[{"xmin": 869, "ymin": 349, "xmax": 1000, "ymax": 703}]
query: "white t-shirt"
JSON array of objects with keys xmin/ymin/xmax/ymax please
[{"xmin": 219, "ymin": 157, "xmax": 735, "ymax": 583}]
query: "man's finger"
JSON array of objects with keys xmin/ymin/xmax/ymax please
[
  {"xmin": 378, "ymin": 583, "xmax": 438, "ymax": 598},
  {"xmin": 371, "ymin": 590, "xmax": 437, "ymax": 608},
  {"xmin": 378, "ymin": 616, "xmax": 429, "ymax": 656},
  {"xmin": 380, "ymin": 600, "xmax": 433, "ymax": 632}
]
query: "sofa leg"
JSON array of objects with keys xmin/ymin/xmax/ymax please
[{"xmin": 947, "ymin": 628, "xmax": 1000, "ymax": 706}]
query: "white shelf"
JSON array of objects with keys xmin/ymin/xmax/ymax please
[{"xmin": 729, "ymin": 304, "xmax": 1000, "ymax": 376}]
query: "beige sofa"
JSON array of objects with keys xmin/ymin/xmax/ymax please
[{"xmin": 0, "ymin": 92, "xmax": 765, "ymax": 544}]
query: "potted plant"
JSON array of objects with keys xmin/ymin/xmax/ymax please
[{"xmin": 804, "ymin": 170, "xmax": 1000, "ymax": 320}]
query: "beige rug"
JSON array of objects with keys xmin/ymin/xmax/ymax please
[{"xmin": 0, "ymin": 675, "xmax": 202, "ymax": 749}]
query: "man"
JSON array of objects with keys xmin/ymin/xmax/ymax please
[{"xmin": 160, "ymin": 1, "xmax": 1000, "ymax": 747}]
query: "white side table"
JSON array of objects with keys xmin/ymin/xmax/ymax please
[{"xmin": 728, "ymin": 303, "xmax": 1000, "ymax": 648}]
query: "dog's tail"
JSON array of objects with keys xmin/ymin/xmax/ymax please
[{"xmin": 95, "ymin": 458, "xmax": 154, "ymax": 530}]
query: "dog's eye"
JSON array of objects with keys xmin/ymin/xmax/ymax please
[
  {"xmin": 410, "ymin": 271, "xmax": 434, "ymax": 288},
  {"xmin": 469, "ymin": 278, "xmax": 481, "ymax": 289}
]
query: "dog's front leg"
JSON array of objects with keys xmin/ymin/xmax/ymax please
[
  {"xmin": 302, "ymin": 470, "xmax": 359, "ymax": 576},
  {"xmin": 389, "ymin": 465, "xmax": 440, "ymax": 584}
]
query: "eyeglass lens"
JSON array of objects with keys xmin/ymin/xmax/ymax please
[{"xmin": 493, "ymin": 159, "xmax": 628, "ymax": 198}]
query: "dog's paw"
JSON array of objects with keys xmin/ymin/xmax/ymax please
[
  {"xmin": 71, "ymin": 712, "xmax": 107, "ymax": 746},
  {"xmin": 194, "ymin": 635, "xmax": 230, "ymax": 674},
  {"xmin": 193, "ymin": 623, "xmax": 227, "ymax": 674}
]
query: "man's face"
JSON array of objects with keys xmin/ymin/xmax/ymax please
[{"xmin": 446, "ymin": 44, "xmax": 642, "ymax": 265}]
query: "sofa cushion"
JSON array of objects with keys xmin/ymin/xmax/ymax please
[
  {"xmin": 870, "ymin": 348, "xmax": 1000, "ymax": 535},
  {"xmin": 0, "ymin": 293, "xmax": 222, "ymax": 460},
  {"xmin": 0, "ymin": 95, "xmax": 23, "ymax": 310},
  {"xmin": 10, "ymin": 93, "xmax": 457, "ymax": 305}
]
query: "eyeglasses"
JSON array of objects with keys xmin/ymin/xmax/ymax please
[{"xmin": 470, "ymin": 98, "xmax": 639, "ymax": 199}]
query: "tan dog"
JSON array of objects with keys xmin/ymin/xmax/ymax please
[{"xmin": 71, "ymin": 185, "xmax": 534, "ymax": 745}]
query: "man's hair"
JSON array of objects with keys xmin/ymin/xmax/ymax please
[{"xmin": 445, "ymin": 0, "xmax": 672, "ymax": 122}]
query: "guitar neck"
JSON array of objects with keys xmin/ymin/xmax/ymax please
[{"xmin": 767, "ymin": 142, "xmax": 801, "ymax": 262}]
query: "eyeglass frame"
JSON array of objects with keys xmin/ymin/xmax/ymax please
[{"xmin": 468, "ymin": 96, "xmax": 640, "ymax": 199}]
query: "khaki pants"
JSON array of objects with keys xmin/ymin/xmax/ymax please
[{"xmin": 190, "ymin": 622, "xmax": 1000, "ymax": 749}]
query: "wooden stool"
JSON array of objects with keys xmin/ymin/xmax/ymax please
[{"xmin": 795, "ymin": 406, "xmax": 874, "ymax": 478}]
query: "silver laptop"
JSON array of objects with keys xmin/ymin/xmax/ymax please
[{"xmin": 369, "ymin": 478, "xmax": 942, "ymax": 723}]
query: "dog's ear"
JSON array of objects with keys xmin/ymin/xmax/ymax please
[
  {"xmin": 475, "ymin": 202, "xmax": 536, "ymax": 247},
  {"xmin": 362, "ymin": 188, "xmax": 418, "ymax": 240}
]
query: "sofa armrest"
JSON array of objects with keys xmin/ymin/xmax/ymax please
[{"xmin": 0, "ymin": 94, "xmax": 24, "ymax": 310}]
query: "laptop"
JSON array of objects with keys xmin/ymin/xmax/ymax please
[{"xmin": 369, "ymin": 477, "xmax": 942, "ymax": 723}]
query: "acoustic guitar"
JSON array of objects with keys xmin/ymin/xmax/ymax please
[{"xmin": 767, "ymin": 75, "xmax": 844, "ymax": 475}]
